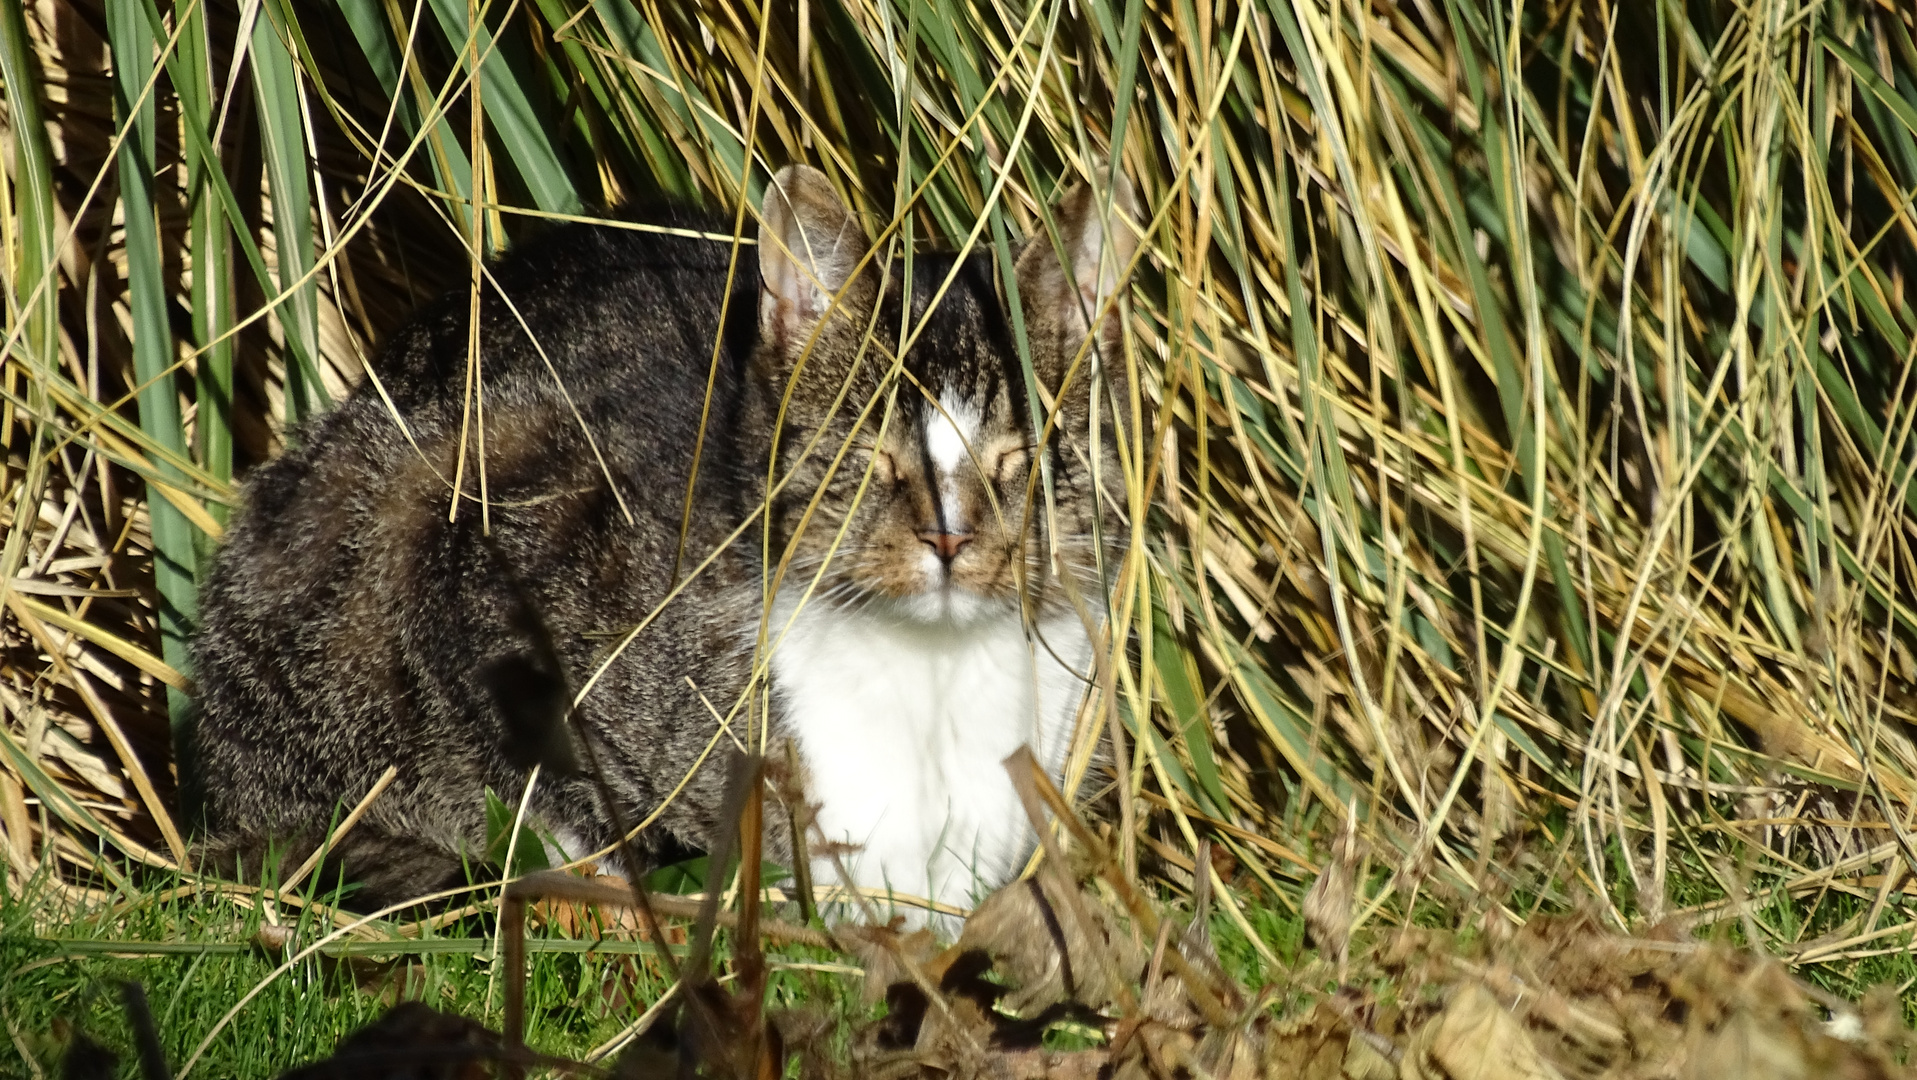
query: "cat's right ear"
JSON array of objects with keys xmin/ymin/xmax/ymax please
[{"xmin": 759, "ymin": 165, "xmax": 870, "ymax": 350}]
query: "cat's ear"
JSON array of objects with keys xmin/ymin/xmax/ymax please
[
  {"xmin": 1014, "ymin": 172, "xmax": 1140, "ymax": 374},
  {"xmin": 759, "ymin": 164, "xmax": 870, "ymax": 348}
]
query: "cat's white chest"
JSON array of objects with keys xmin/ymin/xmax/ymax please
[{"xmin": 770, "ymin": 594, "xmax": 1091, "ymax": 916}]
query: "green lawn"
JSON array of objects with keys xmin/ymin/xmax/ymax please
[{"xmin": 9, "ymin": 847, "xmax": 1917, "ymax": 1077}]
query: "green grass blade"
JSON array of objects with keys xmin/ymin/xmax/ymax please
[
  {"xmin": 334, "ymin": 0, "xmax": 475, "ymax": 231},
  {"xmin": 0, "ymin": 0, "xmax": 61, "ymax": 594},
  {"xmin": 423, "ymin": 0, "xmax": 581, "ymax": 214},
  {"xmin": 175, "ymin": 0, "xmax": 235, "ymax": 518},
  {"xmin": 1153, "ymin": 605, "xmax": 1230, "ymax": 818},
  {"xmin": 254, "ymin": 0, "xmax": 328, "ymax": 423},
  {"xmin": 105, "ymin": 0, "xmax": 201, "ymax": 750}
]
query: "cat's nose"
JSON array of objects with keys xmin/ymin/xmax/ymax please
[{"xmin": 917, "ymin": 530, "xmax": 975, "ymax": 564}]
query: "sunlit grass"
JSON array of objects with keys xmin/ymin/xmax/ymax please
[{"xmin": 3, "ymin": 0, "xmax": 1917, "ymax": 1048}]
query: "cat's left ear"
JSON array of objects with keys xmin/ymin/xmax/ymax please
[
  {"xmin": 1014, "ymin": 172, "xmax": 1141, "ymax": 371},
  {"xmin": 759, "ymin": 164, "xmax": 871, "ymax": 351}
]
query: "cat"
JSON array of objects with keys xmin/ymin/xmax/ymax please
[{"xmin": 190, "ymin": 164, "xmax": 1138, "ymax": 919}]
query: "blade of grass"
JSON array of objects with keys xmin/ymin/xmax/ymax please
[
  {"xmin": 175, "ymin": 0, "xmax": 236, "ymax": 523},
  {"xmin": 0, "ymin": 0, "xmax": 60, "ymax": 600},
  {"xmin": 253, "ymin": 0, "xmax": 328, "ymax": 422},
  {"xmin": 105, "ymin": 0, "xmax": 200, "ymax": 749},
  {"xmin": 424, "ymin": 0, "xmax": 581, "ymax": 213}
]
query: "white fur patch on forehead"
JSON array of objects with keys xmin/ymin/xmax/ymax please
[{"xmin": 926, "ymin": 392, "xmax": 981, "ymax": 477}]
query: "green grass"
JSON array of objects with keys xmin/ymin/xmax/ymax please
[
  {"xmin": 0, "ymin": 866, "xmax": 1312, "ymax": 1076},
  {"xmin": 11, "ymin": 839, "xmax": 1917, "ymax": 1075},
  {"xmin": 0, "ymin": 870, "xmax": 852, "ymax": 1076},
  {"xmin": 5, "ymin": 878, "xmax": 498, "ymax": 1077}
]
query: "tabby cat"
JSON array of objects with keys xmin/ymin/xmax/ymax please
[{"xmin": 192, "ymin": 165, "xmax": 1138, "ymax": 917}]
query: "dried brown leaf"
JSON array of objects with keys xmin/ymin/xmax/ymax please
[
  {"xmin": 839, "ymin": 922, "xmax": 946, "ymax": 1005},
  {"xmin": 1261, "ymin": 1004, "xmax": 1358, "ymax": 1080},
  {"xmin": 1340, "ymin": 1036, "xmax": 1397, "ymax": 1080},
  {"xmin": 1305, "ymin": 809, "xmax": 1361, "ymax": 974},
  {"xmin": 958, "ymin": 876, "xmax": 1144, "ymax": 1012},
  {"xmin": 1405, "ymin": 983, "xmax": 1564, "ymax": 1080}
]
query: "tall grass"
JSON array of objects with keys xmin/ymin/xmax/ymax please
[{"xmin": 3, "ymin": 0, "xmax": 1917, "ymax": 969}]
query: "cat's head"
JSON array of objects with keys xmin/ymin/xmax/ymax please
[{"xmin": 754, "ymin": 164, "xmax": 1139, "ymax": 626}]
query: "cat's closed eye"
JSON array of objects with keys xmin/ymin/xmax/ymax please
[
  {"xmin": 994, "ymin": 447, "xmax": 1031, "ymax": 486},
  {"xmin": 871, "ymin": 449, "xmax": 901, "ymax": 486}
]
